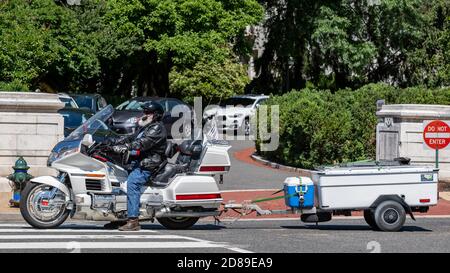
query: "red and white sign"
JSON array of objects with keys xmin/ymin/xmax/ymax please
[{"xmin": 423, "ymin": 120, "xmax": 450, "ymax": 150}]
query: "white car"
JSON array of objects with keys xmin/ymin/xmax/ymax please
[{"xmin": 203, "ymin": 94, "xmax": 269, "ymax": 135}]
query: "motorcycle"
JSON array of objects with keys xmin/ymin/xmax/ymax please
[{"xmin": 20, "ymin": 105, "xmax": 231, "ymax": 229}]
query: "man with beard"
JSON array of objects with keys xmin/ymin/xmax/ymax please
[{"xmin": 104, "ymin": 101, "xmax": 167, "ymax": 231}]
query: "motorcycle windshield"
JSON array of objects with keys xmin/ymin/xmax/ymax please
[{"xmin": 65, "ymin": 105, "xmax": 115, "ymax": 141}]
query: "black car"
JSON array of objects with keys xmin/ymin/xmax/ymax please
[
  {"xmin": 113, "ymin": 97, "xmax": 194, "ymax": 138},
  {"xmin": 70, "ymin": 93, "xmax": 108, "ymax": 113},
  {"xmin": 58, "ymin": 108, "xmax": 94, "ymax": 137}
]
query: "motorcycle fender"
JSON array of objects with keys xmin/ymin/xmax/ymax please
[{"xmin": 30, "ymin": 176, "xmax": 71, "ymax": 199}]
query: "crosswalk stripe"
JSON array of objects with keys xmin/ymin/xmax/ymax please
[
  {"xmin": 0, "ymin": 229, "xmax": 156, "ymax": 233},
  {"xmin": 0, "ymin": 224, "xmax": 31, "ymax": 227},
  {"xmin": 0, "ymin": 241, "xmax": 227, "ymax": 249},
  {"xmin": 0, "ymin": 234, "xmax": 189, "ymax": 240},
  {"xmin": 226, "ymin": 247, "xmax": 254, "ymax": 253},
  {"xmin": 0, "ymin": 224, "xmax": 253, "ymax": 253}
]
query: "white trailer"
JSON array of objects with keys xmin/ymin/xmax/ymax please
[{"xmin": 224, "ymin": 162, "xmax": 439, "ymax": 232}]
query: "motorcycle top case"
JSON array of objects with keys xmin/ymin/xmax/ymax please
[{"xmin": 283, "ymin": 177, "xmax": 314, "ymax": 208}]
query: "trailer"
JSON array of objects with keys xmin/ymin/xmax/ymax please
[{"xmin": 224, "ymin": 160, "xmax": 439, "ymax": 232}]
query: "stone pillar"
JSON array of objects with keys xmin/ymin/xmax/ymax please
[
  {"xmin": 376, "ymin": 104, "xmax": 450, "ymax": 180},
  {"xmin": 0, "ymin": 92, "xmax": 64, "ymax": 177}
]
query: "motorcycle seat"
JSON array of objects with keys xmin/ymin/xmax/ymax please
[{"xmin": 151, "ymin": 163, "xmax": 178, "ymax": 187}]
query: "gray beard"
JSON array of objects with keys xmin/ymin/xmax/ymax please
[{"xmin": 138, "ymin": 116, "xmax": 153, "ymax": 127}]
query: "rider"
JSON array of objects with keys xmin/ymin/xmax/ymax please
[{"xmin": 105, "ymin": 101, "xmax": 167, "ymax": 231}]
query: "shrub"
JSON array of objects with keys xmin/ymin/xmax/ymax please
[
  {"xmin": 169, "ymin": 57, "xmax": 249, "ymax": 105},
  {"xmin": 257, "ymin": 83, "xmax": 450, "ymax": 169}
]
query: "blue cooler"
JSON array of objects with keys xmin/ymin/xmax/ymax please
[{"xmin": 284, "ymin": 177, "xmax": 315, "ymax": 208}]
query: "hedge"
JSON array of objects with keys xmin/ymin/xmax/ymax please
[{"xmin": 256, "ymin": 83, "xmax": 450, "ymax": 169}]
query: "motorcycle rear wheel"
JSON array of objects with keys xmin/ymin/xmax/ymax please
[
  {"xmin": 156, "ymin": 217, "xmax": 199, "ymax": 230},
  {"xmin": 20, "ymin": 183, "xmax": 69, "ymax": 229}
]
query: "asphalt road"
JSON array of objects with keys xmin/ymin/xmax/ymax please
[
  {"xmin": 218, "ymin": 140, "xmax": 293, "ymax": 191},
  {"xmin": 2, "ymin": 217, "xmax": 450, "ymax": 253}
]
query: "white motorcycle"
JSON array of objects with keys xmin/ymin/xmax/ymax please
[{"xmin": 20, "ymin": 105, "xmax": 231, "ymax": 229}]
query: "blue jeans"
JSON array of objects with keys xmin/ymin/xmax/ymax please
[{"xmin": 127, "ymin": 167, "xmax": 151, "ymax": 218}]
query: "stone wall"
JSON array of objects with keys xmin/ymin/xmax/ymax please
[
  {"xmin": 377, "ymin": 104, "xmax": 450, "ymax": 180},
  {"xmin": 0, "ymin": 92, "xmax": 64, "ymax": 177}
]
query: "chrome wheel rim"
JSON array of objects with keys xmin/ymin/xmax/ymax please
[{"xmin": 27, "ymin": 185, "xmax": 67, "ymax": 224}]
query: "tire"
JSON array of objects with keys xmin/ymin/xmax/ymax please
[
  {"xmin": 363, "ymin": 209, "xmax": 380, "ymax": 230},
  {"xmin": 156, "ymin": 217, "xmax": 199, "ymax": 230},
  {"xmin": 20, "ymin": 183, "xmax": 69, "ymax": 229},
  {"xmin": 373, "ymin": 201, "xmax": 406, "ymax": 232}
]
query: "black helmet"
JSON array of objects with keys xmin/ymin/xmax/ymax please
[{"xmin": 142, "ymin": 101, "xmax": 164, "ymax": 121}]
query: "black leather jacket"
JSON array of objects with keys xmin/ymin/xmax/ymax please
[{"xmin": 112, "ymin": 121, "xmax": 167, "ymax": 172}]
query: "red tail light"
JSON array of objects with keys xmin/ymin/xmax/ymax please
[
  {"xmin": 420, "ymin": 199, "xmax": 430, "ymax": 203},
  {"xmin": 176, "ymin": 193, "xmax": 222, "ymax": 200},
  {"xmin": 199, "ymin": 166, "xmax": 226, "ymax": 172}
]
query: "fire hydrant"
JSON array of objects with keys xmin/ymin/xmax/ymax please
[{"xmin": 7, "ymin": 157, "xmax": 33, "ymax": 207}]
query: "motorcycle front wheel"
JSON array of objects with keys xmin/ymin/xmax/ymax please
[
  {"xmin": 156, "ymin": 217, "xmax": 199, "ymax": 230},
  {"xmin": 20, "ymin": 183, "xmax": 69, "ymax": 229}
]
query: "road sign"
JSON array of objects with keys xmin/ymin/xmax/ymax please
[
  {"xmin": 423, "ymin": 120, "xmax": 450, "ymax": 150},
  {"xmin": 423, "ymin": 120, "xmax": 450, "ymax": 168}
]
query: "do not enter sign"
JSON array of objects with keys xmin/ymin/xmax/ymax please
[{"xmin": 423, "ymin": 120, "xmax": 450, "ymax": 150}]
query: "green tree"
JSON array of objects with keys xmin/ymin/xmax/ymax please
[
  {"xmin": 169, "ymin": 55, "xmax": 249, "ymax": 104},
  {"xmin": 252, "ymin": 0, "xmax": 450, "ymax": 93},
  {"xmin": 105, "ymin": 0, "xmax": 263, "ymax": 97}
]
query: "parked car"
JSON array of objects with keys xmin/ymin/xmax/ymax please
[
  {"xmin": 58, "ymin": 93, "xmax": 79, "ymax": 108},
  {"xmin": 58, "ymin": 108, "xmax": 94, "ymax": 137},
  {"xmin": 70, "ymin": 93, "xmax": 108, "ymax": 113},
  {"xmin": 203, "ymin": 94, "xmax": 269, "ymax": 135},
  {"xmin": 113, "ymin": 97, "xmax": 194, "ymax": 138}
]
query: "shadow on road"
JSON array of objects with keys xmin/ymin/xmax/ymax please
[
  {"xmin": 141, "ymin": 224, "xmax": 225, "ymax": 230},
  {"xmin": 281, "ymin": 224, "xmax": 432, "ymax": 232}
]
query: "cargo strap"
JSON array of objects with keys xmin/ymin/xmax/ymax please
[{"xmin": 251, "ymin": 189, "xmax": 297, "ymax": 204}]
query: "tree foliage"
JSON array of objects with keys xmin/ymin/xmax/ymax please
[
  {"xmin": 251, "ymin": 0, "xmax": 450, "ymax": 93},
  {"xmin": 0, "ymin": 0, "xmax": 263, "ymax": 101},
  {"xmin": 169, "ymin": 55, "xmax": 249, "ymax": 104}
]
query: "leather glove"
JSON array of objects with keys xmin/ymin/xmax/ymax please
[{"xmin": 112, "ymin": 144, "xmax": 129, "ymax": 154}]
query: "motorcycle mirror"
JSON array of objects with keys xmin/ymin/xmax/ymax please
[{"xmin": 81, "ymin": 134, "xmax": 94, "ymax": 147}]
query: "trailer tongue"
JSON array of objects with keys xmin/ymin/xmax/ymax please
[{"xmin": 223, "ymin": 160, "xmax": 439, "ymax": 232}]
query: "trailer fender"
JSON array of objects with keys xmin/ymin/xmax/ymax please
[{"xmin": 370, "ymin": 195, "xmax": 415, "ymax": 221}]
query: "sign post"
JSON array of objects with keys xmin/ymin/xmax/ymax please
[{"xmin": 423, "ymin": 120, "xmax": 450, "ymax": 168}]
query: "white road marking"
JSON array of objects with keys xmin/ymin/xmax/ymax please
[
  {"xmin": 0, "ymin": 228, "xmax": 156, "ymax": 233},
  {"xmin": 0, "ymin": 234, "xmax": 191, "ymax": 240},
  {"xmin": 0, "ymin": 241, "xmax": 227, "ymax": 249},
  {"xmin": 0, "ymin": 225, "xmax": 253, "ymax": 253},
  {"xmin": 226, "ymin": 247, "xmax": 254, "ymax": 253}
]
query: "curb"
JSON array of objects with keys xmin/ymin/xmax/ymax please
[{"xmin": 250, "ymin": 153, "xmax": 313, "ymax": 177}]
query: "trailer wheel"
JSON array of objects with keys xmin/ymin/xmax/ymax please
[
  {"xmin": 363, "ymin": 210, "xmax": 380, "ymax": 231},
  {"xmin": 374, "ymin": 201, "xmax": 406, "ymax": 232}
]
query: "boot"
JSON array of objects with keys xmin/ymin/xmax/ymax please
[
  {"xmin": 118, "ymin": 218, "xmax": 141, "ymax": 231},
  {"xmin": 103, "ymin": 220, "xmax": 127, "ymax": 230}
]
